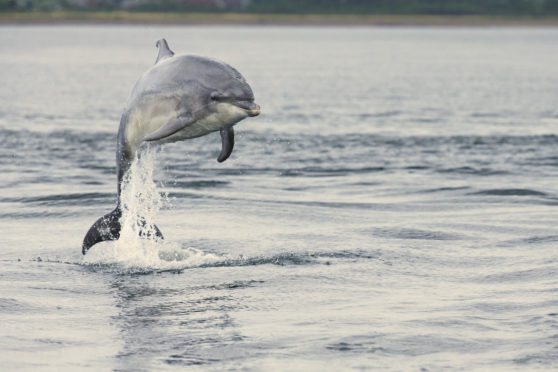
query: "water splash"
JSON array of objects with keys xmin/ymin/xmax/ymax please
[
  {"xmin": 118, "ymin": 146, "xmax": 166, "ymax": 249},
  {"xmin": 83, "ymin": 147, "xmax": 222, "ymax": 270}
]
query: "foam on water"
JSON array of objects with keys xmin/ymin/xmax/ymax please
[
  {"xmin": 82, "ymin": 244, "xmax": 224, "ymax": 273},
  {"xmin": 82, "ymin": 147, "xmax": 222, "ymax": 271}
]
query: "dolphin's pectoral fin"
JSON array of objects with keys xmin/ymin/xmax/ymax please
[
  {"xmin": 82, "ymin": 208, "xmax": 122, "ymax": 255},
  {"xmin": 143, "ymin": 114, "xmax": 194, "ymax": 142},
  {"xmin": 217, "ymin": 127, "xmax": 235, "ymax": 163},
  {"xmin": 155, "ymin": 38, "xmax": 175, "ymax": 64}
]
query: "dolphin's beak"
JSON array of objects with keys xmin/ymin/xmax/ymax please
[
  {"xmin": 248, "ymin": 103, "xmax": 261, "ymax": 117},
  {"xmin": 234, "ymin": 101, "xmax": 261, "ymax": 117}
]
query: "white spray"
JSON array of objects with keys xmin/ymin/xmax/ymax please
[{"xmin": 83, "ymin": 146, "xmax": 221, "ymax": 270}]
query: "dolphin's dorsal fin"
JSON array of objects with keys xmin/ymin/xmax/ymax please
[{"xmin": 155, "ymin": 38, "xmax": 174, "ymax": 64}]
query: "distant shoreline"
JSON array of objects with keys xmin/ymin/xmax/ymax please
[{"xmin": 1, "ymin": 12, "xmax": 558, "ymax": 26}]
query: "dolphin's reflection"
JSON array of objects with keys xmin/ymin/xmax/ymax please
[{"xmin": 110, "ymin": 274, "xmax": 253, "ymax": 369}]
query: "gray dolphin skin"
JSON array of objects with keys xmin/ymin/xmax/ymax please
[{"xmin": 82, "ymin": 39, "xmax": 260, "ymax": 254}]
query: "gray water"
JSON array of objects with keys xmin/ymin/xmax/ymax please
[{"xmin": 1, "ymin": 25, "xmax": 558, "ymax": 371}]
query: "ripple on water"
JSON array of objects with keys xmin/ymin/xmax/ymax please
[
  {"xmin": 470, "ymin": 188, "xmax": 548, "ymax": 197},
  {"xmin": 372, "ymin": 227, "xmax": 465, "ymax": 241},
  {"xmin": 0, "ymin": 298, "xmax": 38, "ymax": 314}
]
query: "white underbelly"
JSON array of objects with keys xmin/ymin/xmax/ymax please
[
  {"xmin": 126, "ymin": 101, "xmax": 246, "ymax": 149},
  {"xmin": 170, "ymin": 107, "xmax": 245, "ymax": 140}
]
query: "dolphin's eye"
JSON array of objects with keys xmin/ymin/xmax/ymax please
[{"xmin": 210, "ymin": 92, "xmax": 222, "ymax": 101}]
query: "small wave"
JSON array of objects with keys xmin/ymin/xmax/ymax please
[
  {"xmin": 164, "ymin": 356, "xmax": 217, "ymax": 366},
  {"xmin": 326, "ymin": 341, "xmax": 385, "ymax": 354},
  {"xmin": 206, "ymin": 280, "xmax": 265, "ymax": 290},
  {"xmin": 281, "ymin": 166, "xmax": 385, "ymax": 177},
  {"xmin": 166, "ymin": 191, "xmax": 203, "ymax": 200},
  {"xmin": 0, "ymin": 211, "xmax": 80, "ymax": 219},
  {"xmin": 372, "ymin": 227, "xmax": 464, "ymax": 241},
  {"xmin": 78, "ymin": 164, "xmax": 115, "ymax": 174},
  {"xmin": 474, "ymin": 267, "xmax": 558, "ymax": 284},
  {"xmin": 517, "ymin": 235, "xmax": 558, "ymax": 245},
  {"xmin": 355, "ymin": 110, "xmax": 402, "ymax": 119},
  {"xmin": 168, "ymin": 180, "xmax": 229, "ymax": 189},
  {"xmin": 1, "ymin": 192, "xmax": 113, "ymax": 204},
  {"xmin": 404, "ymin": 165, "xmax": 430, "ymax": 170},
  {"xmin": 414, "ymin": 117, "xmax": 442, "ymax": 123},
  {"xmin": 0, "ymin": 128, "xmax": 113, "ymax": 164},
  {"xmin": 0, "ymin": 127, "xmax": 113, "ymax": 143},
  {"xmin": 470, "ymin": 189, "xmax": 548, "ymax": 197},
  {"xmin": 521, "ymin": 156, "xmax": 558, "ymax": 168},
  {"xmin": 470, "ymin": 112, "xmax": 501, "ymax": 118},
  {"xmin": 33, "ymin": 338, "xmax": 68, "ymax": 346},
  {"xmin": 420, "ymin": 186, "xmax": 471, "ymax": 193},
  {"xmin": 24, "ymin": 113, "xmax": 70, "ymax": 121},
  {"xmin": 496, "ymin": 235, "xmax": 558, "ymax": 248},
  {"xmin": 514, "ymin": 351, "xmax": 558, "ymax": 366},
  {"xmin": 287, "ymin": 200, "xmax": 382, "ymax": 210},
  {"xmin": 0, "ymin": 298, "xmax": 38, "ymax": 313},
  {"xmin": 438, "ymin": 167, "xmax": 509, "ymax": 176},
  {"xmin": 326, "ymin": 333, "xmax": 492, "ymax": 357}
]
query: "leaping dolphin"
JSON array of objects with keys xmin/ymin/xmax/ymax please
[{"xmin": 82, "ymin": 39, "xmax": 260, "ymax": 254}]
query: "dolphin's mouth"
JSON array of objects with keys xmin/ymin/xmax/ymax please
[{"xmin": 234, "ymin": 100, "xmax": 261, "ymax": 117}]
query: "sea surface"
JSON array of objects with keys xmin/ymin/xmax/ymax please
[{"xmin": 1, "ymin": 25, "xmax": 558, "ymax": 371}]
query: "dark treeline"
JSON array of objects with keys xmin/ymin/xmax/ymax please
[
  {"xmin": 3, "ymin": 0, "xmax": 558, "ymax": 15},
  {"xmin": 247, "ymin": 0, "xmax": 558, "ymax": 16}
]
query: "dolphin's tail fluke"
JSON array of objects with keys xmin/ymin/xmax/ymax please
[
  {"xmin": 82, "ymin": 208, "xmax": 122, "ymax": 255},
  {"xmin": 82, "ymin": 207, "xmax": 165, "ymax": 255}
]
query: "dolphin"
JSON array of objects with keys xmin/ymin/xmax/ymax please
[{"xmin": 82, "ymin": 39, "xmax": 260, "ymax": 254}]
